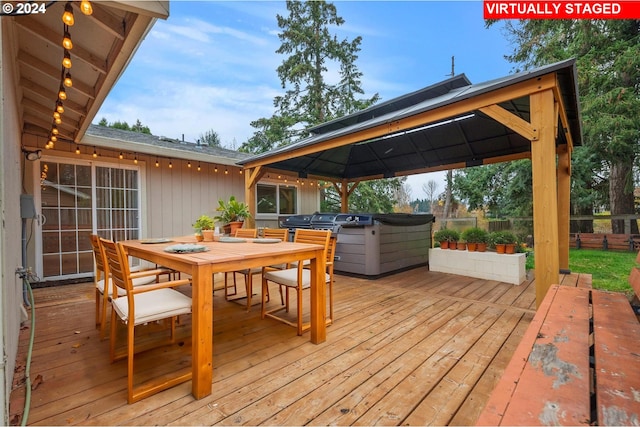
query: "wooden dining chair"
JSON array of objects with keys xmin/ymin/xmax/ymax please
[
  {"xmin": 261, "ymin": 229, "xmax": 333, "ymax": 335},
  {"xmin": 100, "ymin": 237, "xmax": 193, "ymax": 404},
  {"xmin": 90, "ymin": 234, "xmax": 169, "ymax": 340},
  {"xmin": 225, "ymin": 228, "xmax": 290, "ymax": 311},
  {"xmin": 224, "ymin": 228, "xmax": 261, "ymax": 310}
]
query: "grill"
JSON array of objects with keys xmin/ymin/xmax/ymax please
[{"xmin": 279, "ymin": 213, "xmax": 375, "ymax": 235}]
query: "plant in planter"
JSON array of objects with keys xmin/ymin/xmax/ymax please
[
  {"xmin": 461, "ymin": 227, "xmax": 489, "ymax": 252},
  {"xmin": 214, "ymin": 196, "xmax": 251, "ymax": 236},
  {"xmin": 490, "ymin": 230, "xmax": 517, "ymax": 254},
  {"xmin": 433, "ymin": 228, "xmax": 460, "ymax": 250},
  {"xmin": 193, "ymin": 214, "xmax": 215, "ymax": 241}
]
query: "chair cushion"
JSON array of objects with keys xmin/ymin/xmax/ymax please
[
  {"xmin": 96, "ymin": 275, "xmax": 157, "ymax": 296},
  {"xmin": 112, "ymin": 288, "xmax": 192, "ymax": 325},
  {"xmin": 263, "ymin": 268, "xmax": 330, "ymax": 289}
]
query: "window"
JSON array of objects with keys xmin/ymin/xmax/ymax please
[{"xmin": 257, "ymin": 184, "xmax": 297, "ymax": 215}]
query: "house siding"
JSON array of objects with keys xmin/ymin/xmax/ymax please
[{"xmin": 2, "ymin": 17, "xmax": 28, "ymax": 424}]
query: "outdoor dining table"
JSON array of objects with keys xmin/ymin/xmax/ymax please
[{"xmin": 120, "ymin": 235, "xmax": 327, "ymax": 400}]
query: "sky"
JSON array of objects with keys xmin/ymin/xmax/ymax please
[{"xmin": 96, "ymin": 0, "xmax": 515, "ymax": 199}]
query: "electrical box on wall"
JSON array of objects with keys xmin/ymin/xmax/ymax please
[{"xmin": 20, "ymin": 194, "xmax": 36, "ymax": 219}]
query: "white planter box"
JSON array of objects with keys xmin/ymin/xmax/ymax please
[{"xmin": 428, "ymin": 248, "xmax": 526, "ymax": 285}]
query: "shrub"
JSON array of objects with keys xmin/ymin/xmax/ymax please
[
  {"xmin": 461, "ymin": 227, "xmax": 489, "ymax": 243},
  {"xmin": 434, "ymin": 228, "xmax": 460, "ymax": 243}
]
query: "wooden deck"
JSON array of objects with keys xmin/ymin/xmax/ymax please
[{"xmin": 9, "ymin": 268, "xmax": 591, "ymax": 426}]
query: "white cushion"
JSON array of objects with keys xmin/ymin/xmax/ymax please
[
  {"xmin": 263, "ymin": 268, "xmax": 330, "ymax": 289},
  {"xmin": 112, "ymin": 288, "xmax": 192, "ymax": 326},
  {"xmin": 96, "ymin": 275, "xmax": 157, "ymax": 296}
]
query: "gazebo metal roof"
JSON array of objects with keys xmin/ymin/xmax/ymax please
[{"xmin": 239, "ymin": 59, "xmax": 581, "ymax": 182}]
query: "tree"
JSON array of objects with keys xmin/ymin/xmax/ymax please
[
  {"xmin": 241, "ymin": 0, "xmax": 379, "ymax": 153},
  {"xmin": 198, "ymin": 129, "xmax": 222, "ymax": 147},
  {"xmin": 242, "ymin": 0, "xmax": 401, "ymax": 213},
  {"xmin": 97, "ymin": 117, "xmax": 151, "ymax": 134},
  {"xmin": 488, "ymin": 19, "xmax": 640, "ymax": 233},
  {"xmin": 422, "ymin": 179, "xmax": 439, "ymax": 214}
]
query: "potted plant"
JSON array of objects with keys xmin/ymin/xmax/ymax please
[
  {"xmin": 461, "ymin": 227, "xmax": 489, "ymax": 252},
  {"xmin": 215, "ymin": 196, "xmax": 251, "ymax": 236},
  {"xmin": 193, "ymin": 214, "xmax": 215, "ymax": 241},
  {"xmin": 433, "ymin": 228, "xmax": 460, "ymax": 250},
  {"xmin": 490, "ymin": 230, "xmax": 517, "ymax": 254}
]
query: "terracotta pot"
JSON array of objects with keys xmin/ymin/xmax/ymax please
[
  {"xmin": 477, "ymin": 242, "xmax": 487, "ymax": 252},
  {"xmin": 457, "ymin": 242, "xmax": 466, "ymax": 250},
  {"xmin": 495, "ymin": 243, "xmax": 506, "ymax": 254},
  {"xmin": 439, "ymin": 240, "xmax": 450, "ymax": 249},
  {"xmin": 202, "ymin": 229, "xmax": 214, "ymax": 242},
  {"xmin": 505, "ymin": 243, "xmax": 516, "ymax": 254},
  {"xmin": 195, "ymin": 233, "xmax": 204, "ymax": 242},
  {"xmin": 229, "ymin": 221, "xmax": 244, "ymax": 236},
  {"xmin": 467, "ymin": 242, "xmax": 477, "ymax": 252}
]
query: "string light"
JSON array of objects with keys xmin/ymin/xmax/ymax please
[
  {"xmin": 63, "ymin": 72, "xmax": 72, "ymax": 88},
  {"xmin": 80, "ymin": 0, "xmax": 93, "ymax": 15},
  {"xmin": 197, "ymin": 163, "xmax": 201, "ymax": 171},
  {"xmin": 119, "ymin": 152, "xmax": 123, "ymax": 160},
  {"xmin": 54, "ymin": 116, "xmax": 62, "ymax": 125},
  {"xmin": 155, "ymin": 158, "xmax": 159, "ymax": 167},
  {"xmin": 75, "ymin": 145, "xmax": 80, "ymax": 154},
  {"xmin": 51, "ymin": 125, "xmax": 59, "ymax": 135},
  {"xmin": 56, "ymin": 101, "xmax": 64, "ymax": 114},
  {"xmin": 169, "ymin": 160, "xmax": 173, "ymax": 169},
  {"xmin": 224, "ymin": 168, "xmax": 228, "ymax": 175},
  {"xmin": 62, "ymin": 2, "xmax": 74, "ymax": 26},
  {"xmin": 53, "ymin": 111, "xmax": 61, "ymax": 120},
  {"xmin": 62, "ymin": 50, "xmax": 72, "ymax": 68},
  {"xmin": 214, "ymin": 165, "xmax": 218, "ymax": 173},
  {"xmin": 92, "ymin": 147, "xmax": 97, "ymax": 158},
  {"xmin": 62, "ymin": 29, "xmax": 73, "ymax": 50},
  {"xmin": 187, "ymin": 161, "xmax": 192, "ymax": 168},
  {"xmin": 58, "ymin": 85, "xmax": 67, "ymax": 101},
  {"xmin": 133, "ymin": 154, "xmax": 138, "ymax": 164}
]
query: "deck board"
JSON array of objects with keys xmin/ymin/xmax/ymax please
[{"xmin": 10, "ymin": 268, "xmax": 591, "ymax": 426}]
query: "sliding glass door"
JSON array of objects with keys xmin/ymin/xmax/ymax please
[{"xmin": 38, "ymin": 159, "xmax": 141, "ymax": 281}]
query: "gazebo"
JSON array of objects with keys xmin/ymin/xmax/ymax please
[{"xmin": 239, "ymin": 59, "xmax": 582, "ymax": 307}]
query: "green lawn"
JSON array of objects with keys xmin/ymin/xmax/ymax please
[{"xmin": 526, "ymin": 248, "xmax": 637, "ymax": 294}]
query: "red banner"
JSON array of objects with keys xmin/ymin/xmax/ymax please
[{"xmin": 484, "ymin": 1, "xmax": 640, "ymax": 19}]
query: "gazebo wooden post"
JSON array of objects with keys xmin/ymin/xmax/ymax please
[
  {"xmin": 244, "ymin": 166, "xmax": 264, "ymax": 229},
  {"xmin": 531, "ymin": 89, "xmax": 560, "ymax": 307},
  {"xmin": 557, "ymin": 146, "xmax": 571, "ymax": 271},
  {"xmin": 341, "ymin": 179, "xmax": 349, "ymax": 213}
]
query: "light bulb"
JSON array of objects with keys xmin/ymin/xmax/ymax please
[
  {"xmin": 155, "ymin": 159, "xmax": 159, "ymax": 167},
  {"xmin": 169, "ymin": 161, "xmax": 173, "ymax": 169},
  {"xmin": 62, "ymin": 31, "xmax": 73, "ymax": 50},
  {"xmin": 119, "ymin": 152, "xmax": 123, "ymax": 160},
  {"xmin": 51, "ymin": 126, "xmax": 59, "ymax": 135},
  {"xmin": 56, "ymin": 102, "xmax": 64, "ymax": 114},
  {"xmin": 53, "ymin": 111, "xmax": 61, "ymax": 120},
  {"xmin": 54, "ymin": 117, "xmax": 62, "ymax": 125},
  {"xmin": 62, "ymin": 3, "xmax": 74, "ymax": 26},
  {"xmin": 93, "ymin": 148, "xmax": 97, "ymax": 158},
  {"xmin": 75, "ymin": 146, "xmax": 80, "ymax": 154},
  {"xmin": 133, "ymin": 155, "xmax": 138, "ymax": 164},
  {"xmin": 80, "ymin": 0, "xmax": 93, "ymax": 15},
  {"xmin": 62, "ymin": 51, "xmax": 72, "ymax": 69},
  {"xmin": 63, "ymin": 72, "xmax": 72, "ymax": 88},
  {"xmin": 50, "ymin": 135, "xmax": 57, "ymax": 142},
  {"xmin": 58, "ymin": 86, "xmax": 67, "ymax": 100},
  {"xmin": 187, "ymin": 161, "xmax": 192, "ymax": 168}
]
